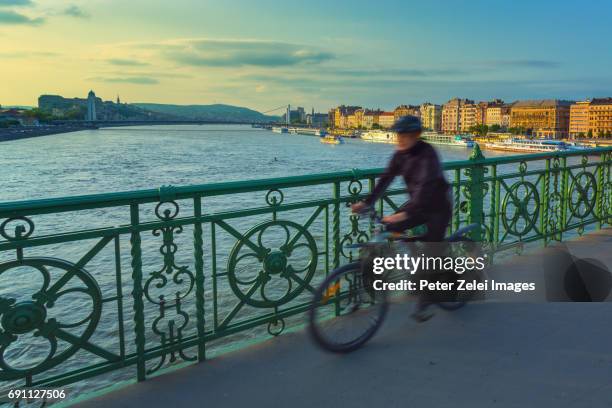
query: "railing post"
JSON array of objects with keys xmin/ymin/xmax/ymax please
[
  {"xmin": 130, "ymin": 204, "xmax": 146, "ymax": 381},
  {"xmin": 596, "ymin": 151, "xmax": 609, "ymax": 229},
  {"xmin": 193, "ymin": 195, "xmax": 206, "ymax": 361},
  {"xmin": 541, "ymin": 158, "xmax": 551, "ymax": 246},
  {"xmin": 332, "ymin": 181, "xmax": 341, "ymax": 270},
  {"xmin": 468, "ymin": 143, "xmax": 486, "ymax": 241},
  {"xmin": 559, "ymin": 156, "xmax": 569, "ymax": 241}
]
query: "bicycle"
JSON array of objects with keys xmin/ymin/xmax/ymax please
[{"xmin": 308, "ymin": 206, "xmax": 484, "ymax": 353}]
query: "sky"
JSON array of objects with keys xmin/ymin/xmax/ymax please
[{"xmin": 1, "ymin": 0, "xmax": 612, "ymax": 113}]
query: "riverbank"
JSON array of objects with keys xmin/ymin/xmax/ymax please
[{"xmin": 0, "ymin": 124, "xmax": 98, "ymax": 142}]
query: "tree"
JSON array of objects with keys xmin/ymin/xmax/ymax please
[
  {"xmin": 587, "ymin": 129, "xmax": 593, "ymax": 139},
  {"xmin": 372, "ymin": 123, "xmax": 381, "ymax": 129},
  {"xmin": 24, "ymin": 108, "xmax": 53, "ymax": 122},
  {"xmin": 489, "ymin": 124, "xmax": 501, "ymax": 132},
  {"xmin": 467, "ymin": 124, "xmax": 488, "ymax": 137},
  {"xmin": 597, "ymin": 130, "xmax": 605, "ymax": 139},
  {"xmin": 606, "ymin": 131, "xmax": 611, "ymax": 139}
]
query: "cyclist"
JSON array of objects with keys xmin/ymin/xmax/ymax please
[{"xmin": 352, "ymin": 115, "xmax": 452, "ymax": 322}]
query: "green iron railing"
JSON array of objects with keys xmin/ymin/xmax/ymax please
[{"xmin": 0, "ymin": 145, "xmax": 610, "ymax": 395}]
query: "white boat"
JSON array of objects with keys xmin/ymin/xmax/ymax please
[
  {"xmin": 452, "ymin": 135, "xmax": 475, "ymax": 147},
  {"xmin": 360, "ymin": 130, "xmax": 397, "ymax": 144},
  {"xmin": 421, "ymin": 132, "xmax": 474, "ymax": 148},
  {"xmin": 566, "ymin": 142, "xmax": 590, "ymax": 151},
  {"xmin": 272, "ymin": 126, "xmax": 289, "ymax": 134},
  {"xmin": 484, "ymin": 138, "xmax": 568, "ymax": 153},
  {"xmin": 287, "ymin": 127, "xmax": 327, "ymax": 137}
]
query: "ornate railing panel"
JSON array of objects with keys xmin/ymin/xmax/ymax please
[{"xmin": 0, "ymin": 145, "xmax": 610, "ymax": 397}]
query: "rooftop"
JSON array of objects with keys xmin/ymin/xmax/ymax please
[{"xmin": 512, "ymin": 99, "xmax": 574, "ymax": 108}]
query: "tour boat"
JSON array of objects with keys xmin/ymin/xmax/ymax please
[
  {"xmin": 272, "ymin": 126, "xmax": 288, "ymax": 134},
  {"xmin": 360, "ymin": 130, "xmax": 397, "ymax": 144},
  {"xmin": 484, "ymin": 138, "xmax": 568, "ymax": 152},
  {"xmin": 421, "ymin": 132, "xmax": 474, "ymax": 148}
]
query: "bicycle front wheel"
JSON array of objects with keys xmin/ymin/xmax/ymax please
[{"xmin": 309, "ymin": 262, "xmax": 388, "ymax": 353}]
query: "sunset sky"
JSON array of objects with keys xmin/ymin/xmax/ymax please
[{"xmin": 2, "ymin": 0, "xmax": 612, "ymax": 112}]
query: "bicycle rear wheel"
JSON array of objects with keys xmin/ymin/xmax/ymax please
[
  {"xmin": 437, "ymin": 237, "xmax": 485, "ymax": 310},
  {"xmin": 309, "ymin": 262, "xmax": 388, "ymax": 353}
]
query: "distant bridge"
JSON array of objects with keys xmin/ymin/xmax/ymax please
[{"xmin": 51, "ymin": 119, "xmax": 276, "ymax": 127}]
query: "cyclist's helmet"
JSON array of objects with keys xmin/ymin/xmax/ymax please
[{"xmin": 390, "ymin": 115, "xmax": 422, "ymax": 133}]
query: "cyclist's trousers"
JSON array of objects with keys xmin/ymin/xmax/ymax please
[{"xmin": 385, "ymin": 200, "xmax": 452, "ymax": 241}]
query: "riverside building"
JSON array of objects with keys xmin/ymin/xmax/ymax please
[
  {"xmin": 510, "ymin": 99, "xmax": 572, "ymax": 139},
  {"xmin": 569, "ymin": 98, "xmax": 612, "ymax": 138},
  {"xmin": 442, "ymin": 98, "xmax": 473, "ymax": 134},
  {"xmin": 420, "ymin": 103, "xmax": 442, "ymax": 131}
]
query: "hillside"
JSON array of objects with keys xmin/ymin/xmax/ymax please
[{"xmin": 132, "ymin": 103, "xmax": 279, "ymax": 123}]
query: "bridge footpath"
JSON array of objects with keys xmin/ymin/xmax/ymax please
[{"xmin": 76, "ymin": 228, "xmax": 612, "ymax": 408}]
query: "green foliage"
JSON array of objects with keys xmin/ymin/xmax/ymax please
[
  {"xmin": 587, "ymin": 130, "xmax": 593, "ymax": 138},
  {"xmin": 489, "ymin": 124, "xmax": 501, "ymax": 132},
  {"xmin": 0, "ymin": 119, "xmax": 20, "ymax": 128},
  {"xmin": 468, "ymin": 124, "xmax": 488, "ymax": 136},
  {"xmin": 24, "ymin": 108, "xmax": 53, "ymax": 122},
  {"xmin": 508, "ymin": 126, "xmax": 527, "ymax": 135}
]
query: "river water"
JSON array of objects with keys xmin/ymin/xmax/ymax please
[
  {"xmin": 0, "ymin": 125, "xmax": 535, "ymax": 398},
  {"xmin": 2, "ymin": 125, "xmax": 510, "ymax": 202}
]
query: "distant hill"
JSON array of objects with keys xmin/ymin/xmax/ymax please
[{"xmin": 132, "ymin": 103, "xmax": 279, "ymax": 123}]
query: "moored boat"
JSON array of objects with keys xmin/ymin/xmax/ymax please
[
  {"xmin": 320, "ymin": 135, "xmax": 344, "ymax": 145},
  {"xmin": 484, "ymin": 138, "xmax": 568, "ymax": 152},
  {"xmin": 421, "ymin": 132, "xmax": 474, "ymax": 148},
  {"xmin": 360, "ymin": 130, "xmax": 397, "ymax": 143},
  {"xmin": 272, "ymin": 126, "xmax": 289, "ymax": 134}
]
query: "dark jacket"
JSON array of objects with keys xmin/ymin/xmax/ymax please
[{"xmin": 365, "ymin": 140, "xmax": 451, "ymax": 225}]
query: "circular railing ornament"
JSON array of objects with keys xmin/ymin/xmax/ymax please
[
  {"xmin": 265, "ymin": 189, "xmax": 284, "ymax": 206},
  {"xmin": 501, "ymin": 181, "xmax": 540, "ymax": 236},
  {"xmin": 0, "ymin": 217, "xmax": 34, "ymax": 241},
  {"xmin": 0, "ymin": 258, "xmax": 102, "ymax": 380},
  {"xmin": 568, "ymin": 171, "xmax": 597, "ymax": 219},
  {"xmin": 227, "ymin": 220, "xmax": 317, "ymax": 308}
]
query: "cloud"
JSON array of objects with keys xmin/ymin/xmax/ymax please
[
  {"xmin": 0, "ymin": 9, "xmax": 43, "ymax": 24},
  {"xmin": 62, "ymin": 5, "xmax": 89, "ymax": 18},
  {"xmin": 0, "ymin": 0, "xmax": 34, "ymax": 7},
  {"xmin": 107, "ymin": 58, "xmax": 150, "ymax": 66},
  {"xmin": 487, "ymin": 59, "xmax": 560, "ymax": 69},
  {"xmin": 0, "ymin": 50, "xmax": 58, "ymax": 57},
  {"xmin": 325, "ymin": 67, "xmax": 470, "ymax": 78},
  {"xmin": 156, "ymin": 38, "xmax": 335, "ymax": 67},
  {"xmin": 92, "ymin": 76, "xmax": 159, "ymax": 85},
  {"xmin": 103, "ymin": 70, "xmax": 192, "ymax": 79}
]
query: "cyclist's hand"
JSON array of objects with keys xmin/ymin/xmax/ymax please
[
  {"xmin": 382, "ymin": 212, "xmax": 407, "ymax": 224},
  {"xmin": 351, "ymin": 201, "xmax": 367, "ymax": 213}
]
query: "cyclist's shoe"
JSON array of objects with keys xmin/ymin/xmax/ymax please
[{"xmin": 411, "ymin": 301, "xmax": 434, "ymax": 323}]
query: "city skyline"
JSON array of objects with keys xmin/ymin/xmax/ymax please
[{"xmin": 2, "ymin": 0, "xmax": 612, "ymax": 111}]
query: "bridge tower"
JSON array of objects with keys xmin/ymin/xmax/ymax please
[
  {"xmin": 86, "ymin": 90, "xmax": 97, "ymax": 121},
  {"xmin": 286, "ymin": 104, "xmax": 290, "ymax": 126}
]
